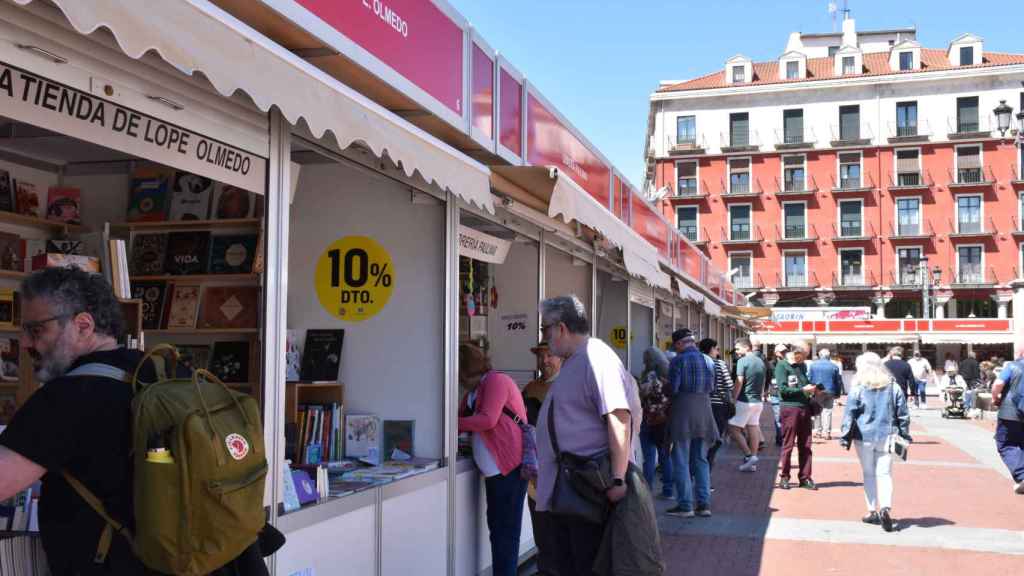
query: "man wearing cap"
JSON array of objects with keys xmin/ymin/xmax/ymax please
[
  {"xmin": 523, "ymin": 342, "xmax": 562, "ymax": 426},
  {"xmin": 775, "ymin": 342, "xmax": 818, "ymax": 490},
  {"xmin": 522, "ymin": 341, "xmax": 562, "ymax": 576},
  {"xmin": 767, "ymin": 344, "xmax": 788, "ymax": 447}
]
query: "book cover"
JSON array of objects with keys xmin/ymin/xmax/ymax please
[
  {"xmin": 23, "ymin": 239, "xmax": 46, "ymax": 271},
  {"xmin": 165, "ymin": 284, "xmax": 201, "ymax": 329},
  {"xmin": 285, "ymin": 329, "xmax": 302, "ymax": 382},
  {"xmin": 382, "ymin": 420, "xmax": 415, "ymax": 459},
  {"xmin": 177, "ymin": 345, "xmax": 211, "ymax": 372},
  {"xmin": 198, "ymin": 286, "xmax": 259, "ymax": 329},
  {"xmin": 0, "ymin": 289, "xmax": 17, "ymax": 330},
  {"xmin": 129, "ymin": 233, "xmax": 168, "ymax": 276},
  {"xmin": 126, "ymin": 166, "xmax": 173, "ymax": 222},
  {"xmin": 291, "ymin": 469, "xmax": 318, "ymax": 505},
  {"xmin": 14, "ymin": 180, "xmax": 42, "ymax": 217},
  {"xmin": 299, "ymin": 329, "xmax": 345, "ymax": 383},
  {"xmin": 281, "ymin": 462, "xmax": 301, "ymax": 513},
  {"xmin": 164, "ymin": 231, "xmax": 211, "ymax": 276},
  {"xmin": 0, "ymin": 169, "xmax": 13, "ymax": 212},
  {"xmin": 131, "ymin": 281, "xmax": 167, "ymax": 330},
  {"xmin": 45, "ymin": 187, "xmax": 81, "ymax": 225},
  {"xmin": 0, "ymin": 339, "xmax": 18, "ymax": 382},
  {"xmin": 168, "ymin": 172, "xmax": 213, "ymax": 221},
  {"xmin": 344, "ymin": 414, "xmax": 380, "ymax": 459},
  {"xmin": 211, "ymin": 183, "xmax": 255, "ymax": 219},
  {"xmin": 0, "ymin": 232, "xmax": 23, "ymax": 272},
  {"xmin": 209, "ymin": 341, "xmax": 249, "ymax": 383},
  {"xmin": 208, "ymin": 234, "xmax": 258, "ymax": 274}
]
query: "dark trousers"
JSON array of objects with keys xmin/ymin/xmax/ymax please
[
  {"xmin": 527, "ymin": 498, "xmax": 561, "ymax": 576},
  {"xmin": 780, "ymin": 406, "xmax": 813, "ymax": 482},
  {"xmin": 485, "ymin": 466, "xmax": 528, "ymax": 576},
  {"xmin": 547, "ymin": 513, "xmax": 606, "ymax": 576},
  {"xmin": 706, "ymin": 402, "xmax": 731, "ymax": 471},
  {"xmin": 995, "ymin": 419, "xmax": 1024, "ymax": 483}
]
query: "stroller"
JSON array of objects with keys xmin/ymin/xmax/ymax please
[{"xmin": 942, "ymin": 383, "xmax": 967, "ymax": 419}]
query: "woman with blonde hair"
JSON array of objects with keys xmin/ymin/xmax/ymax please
[{"xmin": 840, "ymin": 352, "xmax": 911, "ymax": 533}]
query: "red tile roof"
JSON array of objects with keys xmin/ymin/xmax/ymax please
[{"xmin": 657, "ymin": 49, "xmax": 1024, "ymax": 93}]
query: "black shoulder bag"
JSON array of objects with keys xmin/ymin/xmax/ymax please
[{"xmin": 547, "ymin": 396, "xmax": 612, "ymax": 524}]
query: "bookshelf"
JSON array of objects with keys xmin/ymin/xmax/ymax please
[
  {"xmin": 0, "ymin": 210, "xmax": 84, "ymax": 234},
  {"xmin": 111, "ymin": 218, "xmax": 261, "ymax": 232},
  {"xmin": 132, "ymin": 273, "xmax": 259, "ymax": 283},
  {"xmin": 285, "ymin": 382, "xmax": 344, "ymax": 425}
]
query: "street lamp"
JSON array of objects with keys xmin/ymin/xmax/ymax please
[
  {"xmin": 994, "ymin": 100, "xmax": 1014, "ymax": 137},
  {"xmin": 933, "ymin": 265, "xmax": 942, "ymax": 286}
]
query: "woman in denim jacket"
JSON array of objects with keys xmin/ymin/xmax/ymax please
[{"xmin": 840, "ymin": 352, "xmax": 911, "ymax": 533}]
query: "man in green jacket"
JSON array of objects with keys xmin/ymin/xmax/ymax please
[{"xmin": 774, "ymin": 342, "xmax": 819, "ymax": 490}]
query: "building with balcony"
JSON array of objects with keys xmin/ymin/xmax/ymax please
[{"xmin": 646, "ymin": 18, "xmax": 1024, "ymax": 357}]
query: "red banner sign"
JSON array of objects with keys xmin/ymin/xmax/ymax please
[
  {"xmin": 498, "ymin": 67, "xmax": 522, "ymax": 155},
  {"xmin": 471, "ymin": 43, "xmax": 493, "ymax": 140},
  {"xmin": 630, "ymin": 192, "xmax": 669, "ymax": 258},
  {"xmin": 527, "ymin": 93, "xmax": 610, "ymax": 206},
  {"xmin": 680, "ymin": 239, "xmax": 701, "ymax": 280},
  {"xmin": 932, "ymin": 319, "xmax": 1010, "ymax": 332},
  {"xmin": 294, "ymin": 0, "xmax": 464, "ymax": 114}
]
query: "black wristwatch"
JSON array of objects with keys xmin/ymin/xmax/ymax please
[{"xmin": 610, "ymin": 477, "xmax": 625, "ymax": 488}]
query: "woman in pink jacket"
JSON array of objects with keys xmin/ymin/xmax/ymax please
[{"xmin": 458, "ymin": 343, "xmax": 529, "ymax": 576}]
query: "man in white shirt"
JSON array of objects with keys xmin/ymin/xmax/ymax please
[{"xmin": 908, "ymin": 350, "xmax": 933, "ymax": 409}]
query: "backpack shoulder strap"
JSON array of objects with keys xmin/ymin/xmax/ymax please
[
  {"xmin": 62, "ymin": 472, "xmax": 134, "ymax": 563},
  {"xmin": 65, "ymin": 363, "xmax": 130, "ymax": 382}
]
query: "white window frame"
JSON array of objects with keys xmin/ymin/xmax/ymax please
[
  {"xmin": 842, "ymin": 56, "xmax": 856, "ymax": 75},
  {"xmin": 781, "ymin": 200, "xmax": 808, "ymax": 239},
  {"xmin": 781, "ymin": 153, "xmax": 807, "ymax": 191},
  {"xmin": 837, "ymin": 150, "xmax": 863, "ymax": 189},
  {"xmin": 785, "ymin": 60, "xmax": 800, "ymax": 79},
  {"xmin": 896, "ymin": 245, "xmax": 925, "ymax": 285},
  {"xmin": 728, "ymin": 156, "xmax": 752, "ymax": 194},
  {"xmin": 837, "ymin": 247, "xmax": 865, "ymax": 286},
  {"xmin": 676, "ymin": 115, "xmax": 696, "ymax": 145},
  {"xmin": 732, "ymin": 65, "xmax": 745, "ymax": 83},
  {"xmin": 675, "ymin": 160, "xmax": 699, "ymax": 195},
  {"xmin": 955, "ymin": 243, "xmax": 985, "ymax": 284},
  {"xmin": 893, "ymin": 146, "xmax": 922, "ymax": 185},
  {"xmin": 728, "ymin": 251, "xmax": 754, "ymax": 288},
  {"xmin": 1018, "ymin": 191, "xmax": 1024, "ymax": 232},
  {"xmin": 728, "ymin": 202, "xmax": 753, "ymax": 241},
  {"xmin": 837, "ymin": 198, "xmax": 864, "ymax": 237},
  {"xmin": 898, "ymin": 51, "xmax": 914, "ymax": 71},
  {"xmin": 954, "ymin": 193, "xmax": 984, "ymax": 234},
  {"xmin": 955, "ymin": 143, "xmax": 984, "ymax": 184},
  {"xmin": 1020, "ymin": 241, "xmax": 1024, "ymax": 278},
  {"xmin": 782, "ymin": 249, "xmax": 809, "ymax": 287},
  {"xmin": 676, "ymin": 205, "xmax": 700, "ymax": 241},
  {"xmin": 895, "ymin": 195, "xmax": 923, "ymax": 236}
]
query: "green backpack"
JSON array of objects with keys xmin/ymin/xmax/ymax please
[{"xmin": 63, "ymin": 344, "xmax": 268, "ymax": 575}]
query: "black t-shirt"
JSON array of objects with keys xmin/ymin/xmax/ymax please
[
  {"xmin": 884, "ymin": 358, "xmax": 915, "ymax": 391},
  {"xmin": 0, "ymin": 348, "xmax": 148, "ymax": 575}
]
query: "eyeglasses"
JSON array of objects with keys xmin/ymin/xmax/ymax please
[
  {"xmin": 541, "ymin": 322, "xmax": 559, "ymax": 337},
  {"xmin": 21, "ymin": 313, "xmax": 73, "ymax": 339}
]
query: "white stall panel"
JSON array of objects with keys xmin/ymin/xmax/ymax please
[
  {"xmin": 630, "ymin": 302, "xmax": 654, "ymax": 378},
  {"xmin": 545, "ymin": 246, "xmax": 591, "ymax": 319},
  {"xmin": 381, "ymin": 481, "xmax": 448, "ymax": 576},
  {"xmin": 276, "ymin": 505, "xmax": 376, "ymax": 576},
  {"xmin": 596, "ymin": 271, "xmax": 628, "ymax": 367},
  {"xmin": 487, "ymin": 240, "xmax": 540, "ymax": 386}
]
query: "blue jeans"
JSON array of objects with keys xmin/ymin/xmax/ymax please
[
  {"xmin": 915, "ymin": 379, "xmax": 928, "ymax": 404},
  {"xmin": 964, "ymin": 388, "xmax": 976, "ymax": 411},
  {"xmin": 484, "ymin": 466, "xmax": 528, "ymax": 576},
  {"xmin": 995, "ymin": 419, "xmax": 1024, "ymax": 483},
  {"xmin": 769, "ymin": 395, "xmax": 782, "ymax": 442},
  {"xmin": 672, "ymin": 438, "xmax": 710, "ymax": 511},
  {"xmin": 640, "ymin": 426, "xmax": 673, "ymax": 496}
]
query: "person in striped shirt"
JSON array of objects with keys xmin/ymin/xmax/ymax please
[{"xmin": 699, "ymin": 338, "xmax": 734, "ymax": 478}]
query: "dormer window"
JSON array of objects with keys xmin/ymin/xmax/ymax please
[
  {"xmin": 732, "ymin": 65, "xmax": 746, "ymax": 83},
  {"xmin": 842, "ymin": 56, "xmax": 856, "ymax": 75},
  {"xmin": 948, "ymin": 33, "xmax": 984, "ymax": 66},
  {"xmin": 778, "ymin": 51, "xmax": 806, "ymax": 81},
  {"xmin": 725, "ymin": 55, "xmax": 753, "ymax": 85},
  {"xmin": 960, "ymin": 46, "xmax": 974, "ymax": 66},
  {"xmin": 834, "ymin": 46, "xmax": 863, "ymax": 77},
  {"xmin": 899, "ymin": 52, "xmax": 913, "ymax": 71},
  {"xmin": 786, "ymin": 61, "xmax": 799, "ymax": 79},
  {"xmin": 889, "ymin": 41, "xmax": 921, "ymax": 72}
]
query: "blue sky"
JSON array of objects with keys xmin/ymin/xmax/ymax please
[{"xmin": 450, "ymin": 0, "xmax": 1023, "ymax": 188}]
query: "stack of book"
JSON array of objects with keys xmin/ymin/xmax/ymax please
[
  {"xmin": 295, "ymin": 402, "xmax": 343, "ymax": 466},
  {"xmin": 0, "ymin": 482, "xmax": 47, "ymax": 576}
]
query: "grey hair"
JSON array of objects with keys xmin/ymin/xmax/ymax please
[
  {"xmin": 818, "ymin": 348, "xmax": 831, "ymax": 359},
  {"xmin": 735, "ymin": 337, "xmax": 752, "ymax": 351},
  {"xmin": 21, "ymin": 267, "xmax": 124, "ymax": 338},
  {"xmin": 540, "ymin": 295, "xmax": 590, "ymax": 335}
]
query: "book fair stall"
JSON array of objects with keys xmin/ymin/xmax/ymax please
[{"xmin": 0, "ymin": 2, "xmax": 748, "ymax": 575}]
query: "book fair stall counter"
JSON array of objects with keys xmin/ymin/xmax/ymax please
[{"xmin": 596, "ymin": 267, "xmax": 630, "ymax": 369}]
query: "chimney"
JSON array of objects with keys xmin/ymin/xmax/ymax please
[
  {"xmin": 784, "ymin": 32, "xmax": 803, "ymax": 54},
  {"xmin": 841, "ymin": 18, "xmax": 857, "ymax": 47}
]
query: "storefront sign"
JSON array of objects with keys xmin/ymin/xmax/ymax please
[
  {"xmin": 292, "ymin": 0, "xmax": 464, "ymax": 115},
  {"xmin": 609, "ymin": 325, "xmax": 632, "ymax": 349},
  {"xmin": 629, "ymin": 192, "xmax": 669, "ymax": 258},
  {"xmin": 932, "ymin": 319, "xmax": 1010, "ymax": 332},
  {"xmin": 526, "ymin": 93, "xmax": 610, "ymax": 206},
  {"xmin": 315, "ymin": 236, "xmax": 395, "ymax": 322},
  {"xmin": 498, "ymin": 67, "xmax": 522, "ymax": 155},
  {"xmin": 458, "ymin": 225, "xmax": 510, "ymax": 264},
  {"xmin": 500, "ymin": 313, "xmax": 528, "ymax": 333},
  {"xmin": 471, "ymin": 44, "xmax": 493, "ymax": 141},
  {"xmin": 770, "ymin": 307, "xmax": 872, "ymax": 322},
  {"xmin": 0, "ymin": 62, "xmax": 265, "ymax": 193}
]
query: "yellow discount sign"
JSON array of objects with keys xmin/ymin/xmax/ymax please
[
  {"xmin": 315, "ymin": 236, "xmax": 394, "ymax": 322},
  {"xmin": 609, "ymin": 325, "xmax": 634, "ymax": 349}
]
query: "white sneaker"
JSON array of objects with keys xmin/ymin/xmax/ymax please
[
  {"xmin": 1014, "ymin": 482, "xmax": 1024, "ymax": 495},
  {"xmin": 739, "ymin": 455, "xmax": 759, "ymax": 472}
]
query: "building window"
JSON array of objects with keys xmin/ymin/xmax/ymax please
[
  {"xmin": 842, "ymin": 56, "xmax": 856, "ymax": 75},
  {"xmin": 957, "ymin": 245, "xmax": 983, "ymax": 283},
  {"xmin": 677, "ymin": 206, "xmax": 698, "ymax": 241},
  {"xmin": 729, "ymin": 253, "xmax": 752, "ymax": 288},
  {"xmin": 896, "ymin": 149, "xmax": 921, "ymax": 186},
  {"xmin": 676, "ymin": 160, "xmax": 698, "ymax": 196},
  {"xmin": 956, "ymin": 96, "xmax": 979, "ymax": 133},
  {"xmin": 839, "ymin": 152, "xmax": 862, "ymax": 189},
  {"xmin": 839, "ymin": 199, "xmax": 862, "ymax": 237},
  {"xmin": 783, "ymin": 202, "xmax": 806, "ymax": 238},
  {"xmin": 899, "ymin": 51, "xmax": 913, "ymax": 71},
  {"xmin": 786, "ymin": 60, "xmax": 799, "ymax": 79},
  {"xmin": 784, "ymin": 251, "xmax": 807, "ymax": 287},
  {"xmin": 729, "ymin": 112, "xmax": 750, "ymax": 147},
  {"xmin": 956, "ymin": 145, "xmax": 982, "ymax": 184},
  {"xmin": 828, "ymin": 46, "xmax": 839, "ymax": 57},
  {"xmin": 956, "ymin": 195, "xmax": 982, "ymax": 233},
  {"xmin": 896, "ymin": 197, "xmax": 921, "ymax": 236},
  {"xmin": 960, "ymin": 46, "xmax": 974, "ymax": 66},
  {"xmin": 898, "ymin": 247, "xmax": 923, "ymax": 285},
  {"xmin": 839, "ymin": 105, "xmax": 860, "ymax": 141},
  {"xmin": 782, "ymin": 109, "xmax": 804, "ymax": 144},
  {"xmin": 840, "ymin": 249, "xmax": 863, "ymax": 286},
  {"xmin": 782, "ymin": 155, "xmax": 806, "ymax": 192},
  {"xmin": 729, "ymin": 204, "xmax": 751, "ymax": 241},
  {"xmin": 896, "ymin": 101, "xmax": 918, "ymax": 137},
  {"xmin": 728, "ymin": 158, "xmax": 750, "ymax": 194},
  {"xmin": 676, "ymin": 115, "xmax": 696, "ymax": 145},
  {"xmin": 732, "ymin": 65, "xmax": 746, "ymax": 83}
]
